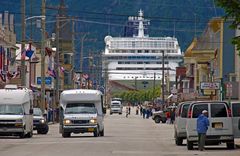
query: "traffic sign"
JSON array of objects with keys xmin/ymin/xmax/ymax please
[
  {"xmin": 37, "ymin": 77, "xmax": 52, "ymax": 85},
  {"xmin": 226, "ymin": 83, "xmax": 232, "ymax": 97},
  {"xmin": 200, "ymin": 82, "xmax": 220, "ymax": 90}
]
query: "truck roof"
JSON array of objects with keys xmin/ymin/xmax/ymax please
[
  {"xmin": 0, "ymin": 89, "xmax": 32, "ymax": 104},
  {"xmin": 60, "ymin": 89, "xmax": 102, "ymax": 106}
]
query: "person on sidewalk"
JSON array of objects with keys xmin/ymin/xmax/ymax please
[
  {"xmin": 197, "ymin": 110, "xmax": 209, "ymax": 151},
  {"xmin": 126, "ymin": 106, "xmax": 129, "ymax": 118}
]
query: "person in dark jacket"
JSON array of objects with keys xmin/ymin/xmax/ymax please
[{"xmin": 197, "ymin": 110, "xmax": 209, "ymax": 151}]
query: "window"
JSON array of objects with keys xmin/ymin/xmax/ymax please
[
  {"xmin": 63, "ymin": 54, "xmax": 71, "ymax": 64},
  {"xmin": 232, "ymin": 103, "xmax": 240, "ymax": 117},
  {"xmin": 211, "ymin": 103, "xmax": 227, "ymax": 117},
  {"xmin": 65, "ymin": 103, "xmax": 96, "ymax": 114},
  {"xmin": 192, "ymin": 104, "xmax": 208, "ymax": 118},
  {"xmin": 181, "ymin": 104, "xmax": 190, "ymax": 118}
]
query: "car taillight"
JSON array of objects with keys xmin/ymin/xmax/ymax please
[
  {"xmin": 228, "ymin": 109, "xmax": 232, "ymax": 117},
  {"xmin": 188, "ymin": 110, "xmax": 192, "ymax": 118}
]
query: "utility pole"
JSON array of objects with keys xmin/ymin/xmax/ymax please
[
  {"xmin": 72, "ymin": 18, "xmax": 75, "ymax": 88},
  {"xmin": 153, "ymin": 72, "xmax": 156, "ymax": 102},
  {"xmin": 162, "ymin": 50, "xmax": 165, "ymax": 107},
  {"xmin": 41, "ymin": 0, "xmax": 46, "ymax": 111},
  {"xmin": 79, "ymin": 33, "xmax": 88, "ymax": 88},
  {"xmin": 21, "ymin": 0, "xmax": 26, "ymax": 86},
  {"xmin": 54, "ymin": 15, "xmax": 60, "ymax": 116}
]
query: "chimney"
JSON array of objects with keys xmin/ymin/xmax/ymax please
[
  {"xmin": 4, "ymin": 11, "xmax": 9, "ymax": 30},
  {"xmin": 10, "ymin": 14, "xmax": 14, "ymax": 32}
]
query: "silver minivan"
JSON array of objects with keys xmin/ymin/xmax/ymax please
[
  {"xmin": 186, "ymin": 101, "xmax": 234, "ymax": 150},
  {"xmin": 174, "ymin": 102, "xmax": 191, "ymax": 145}
]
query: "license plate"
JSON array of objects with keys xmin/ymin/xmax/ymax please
[
  {"xmin": 88, "ymin": 128, "xmax": 94, "ymax": 132},
  {"xmin": 213, "ymin": 122, "xmax": 223, "ymax": 128}
]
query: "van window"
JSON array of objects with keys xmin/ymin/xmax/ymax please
[
  {"xmin": 192, "ymin": 104, "xmax": 208, "ymax": 118},
  {"xmin": 181, "ymin": 104, "xmax": 190, "ymax": 118},
  {"xmin": 65, "ymin": 103, "xmax": 97, "ymax": 114},
  {"xmin": 211, "ymin": 104, "xmax": 227, "ymax": 117},
  {"xmin": 232, "ymin": 103, "xmax": 240, "ymax": 117}
]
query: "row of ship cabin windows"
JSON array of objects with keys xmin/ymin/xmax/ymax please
[
  {"xmin": 110, "ymin": 41, "xmax": 175, "ymax": 49},
  {"xmin": 106, "ymin": 56, "xmax": 182, "ymax": 60},
  {"xmin": 118, "ymin": 61, "xmax": 169, "ymax": 64},
  {"xmin": 109, "ymin": 49, "xmax": 177, "ymax": 54},
  {"xmin": 116, "ymin": 67, "xmax": 171, "ymax": 70},
  {"xmin": 123, "ymin": 76, "xmax": 161, "ymax": 79}
]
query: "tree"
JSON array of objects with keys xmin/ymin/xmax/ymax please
[{"xmin": 215, "ymin": 0, "xmax": 240, "ymax": 53}]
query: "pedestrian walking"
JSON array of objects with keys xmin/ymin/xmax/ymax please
[
  {"xmin": 197, "ymin": 110, "xmax": 209, "ymax": 151},
  {"xmin": 165, "ymin": 111, "xmax": 170, "ymax": 124},
  {"xmin": 170, "ymin": 109, "xmax": 175, "ymax": 124},
  {"xmin": 142, "ymin": 106, "xmax": 146, "ymax": 119},
  {"xmin": 126, "ymin": 106, "xmax": 129, "ymax": 118},
  {"xmin": 43, "ymin": 108, "xmax": 48, "ymax": 121},
  {"xmin": 140, "ymin": 105, "xmax": 143, "ymax": 116},
  {"xmin": 136, "ymin": 105, "xmax": 139, "ymax": 115},
  {"xmin": 128, "ymin": 104, "xmax": 131, "ymax": 115}
]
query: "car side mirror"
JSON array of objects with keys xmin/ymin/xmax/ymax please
[
  {"xmin": 29, "ymin": 109, "xmax": 33, "ymax": 115},
  {"xmin": 103, "ymin": 107, "xmax": 107, "ymax": 114}
]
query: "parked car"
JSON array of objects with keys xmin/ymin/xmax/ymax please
[
  {"xmin": 33, "ymin": 108, "xmax": 49, "ymax": 134},
  {"xmin": 174, "ymin": 102, "xmax": 191, "ymax": 145},
  {"xmin": 186, "ymin": 101, "xmax": 235, "ymax": 150},
  {"xmin": 152, "ymin": 110, "xmax": 167, "ymax": 123},
  {"xmin": 230, "ymin": 101, "xmax": 240, "ymax": 138}
]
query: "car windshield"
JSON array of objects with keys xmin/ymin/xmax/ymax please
[
  {"xmin": 33, "ymin": 108, "xmax": 42, "ymax": 116},
  {"xmin": 0, "ymin": 104, "xmax": 24, "ymax": 115},
  {"xmin": 65, "ymin": 103, "xmax": 97, "ymax": 114}
]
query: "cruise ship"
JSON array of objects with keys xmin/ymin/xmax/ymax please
[{"xmin": 103, "ymin": 10, "xmax": 182, "ymax": 89}]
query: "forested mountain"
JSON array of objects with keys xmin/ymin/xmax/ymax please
[{"xmin": 0, "ymin": 0, "xmax": 224, "ymax": 52}]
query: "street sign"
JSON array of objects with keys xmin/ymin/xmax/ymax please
[
  {"xmin": 226, "ymin": 83, "xmax": 232, "ymax": 97},
  {"xmin": 200, "ymin": 82, "xmax": 220, "ymax": 90},
  {"xmin": 37, "ymin": 77, "xmax": 52, "ymax": 85}
]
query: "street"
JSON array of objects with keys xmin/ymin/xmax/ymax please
[{"xmin": 0, "ymin": 108, "xmax": 239, "ymax": 156}]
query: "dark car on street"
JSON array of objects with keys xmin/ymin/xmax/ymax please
[{"xmin": 33, "ymin": 108, "xmax": 49, "ymax": 134}]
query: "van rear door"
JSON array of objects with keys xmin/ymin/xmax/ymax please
[
  {"xmin": 209, "ymin": 102, "xmax": 233, "ymax": 136},
  {"xmin": 231, "ymin": 102, "xmax": 240, "ymax": 138}
]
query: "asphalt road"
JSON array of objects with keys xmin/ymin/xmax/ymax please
[{"xmin": 0, "ymin": 108, "xmax": 239, "ymax": 156}]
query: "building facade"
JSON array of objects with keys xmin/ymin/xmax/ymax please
[{"xmin": 0, "ymin": 11, "xmax": 18, "ymax": 88}]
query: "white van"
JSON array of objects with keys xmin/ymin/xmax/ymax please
[
  {"xmin": 174, "ymin": 101, "xmax": 191, "ymax": 145},
  {"xmin": 230, "ymin": 101, "xmax": 240, "ymax": 138},
  {"xmin": 110, "ymin": 100, "xmax": 123, "ymax": 115},
  {"xmin": 59, "ymin": 89, "xmax": 105, "ymax": 137},
  {"xmin": 186, "ymin": 101, "xmax": 234, "ymax": 150},
  {"xmin": 0, "ymin": 85, "xmax": 33, "ymax": 138}
]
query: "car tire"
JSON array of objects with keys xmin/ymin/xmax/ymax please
[
  {"xmin": 62, "ymin": 132, "xmax": 71, "ymax": 138},
  {"xmin": 187, "ymin": 140, "xmax": 193, "ymax": 150},
  {"xmin": 119, "ymin": 113, "xmax": 122, "ymax": 115},
  {"xmin": 94, "ymin": 127, "xmax": 99, "ymax": 137},
  {"xmin": 110, "ymin": 112, "xmax": 113, "ymax": 115},
  {"xmin": 25, "ymin": 131, "xmax": 33, "ymax": 138},
  {"xmin": 154, "ymin": 116, "xmax": 161, "ymax": 124},
  {"xmin": 41, "ymin": 125, "xmax": 49, "ymax": 134},
  {"xmin": 162, "ymin": 120, "xmax": 166, "ymax": 123},
  {"xmin": 226, "ymin": 141, "xmax": 235, "ymax": 149},
  {"xmin": 19, "ymin": 132, "xmax": 25, "ymax": 138},
  {"xmin": 175, "ymin": 136, "xmax": 183, "ymax": 146},
  {"xmin": 99, "ymin": 129, "xmax": 104, "ymax": 136}
]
